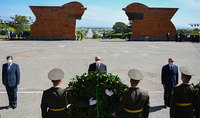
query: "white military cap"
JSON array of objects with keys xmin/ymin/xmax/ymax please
[
  {"xmin": 48, "ymin": 68, "xmax": 64, "ymax": 80},
  {"xmin": 180, "ymin": 66, "xmax": 195, "ymax": 76},
  {"xmin": 128, "ymin": 69, "xmax": 143, "ymax": 80}
]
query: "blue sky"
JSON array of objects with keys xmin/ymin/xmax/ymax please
[{"xmin": 0, "ymin": 0, "xmax": 200, "ymax": 28}]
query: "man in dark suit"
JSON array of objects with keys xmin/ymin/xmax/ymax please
[
  {"xmin": 106, "ymin": 69, "xmax": 150, "ymax": 118},
  {"xmin": 2, "ymin": 56, "xmax": 20, "ymax": 109},
  {"xmin": 170, "ymin": 66, "xmax": 198, "ymax": 118},
  {"xmin": 167, "ymin": 32, "xmax": 170, "ymax": 41},
  {"xmin": 88, "ymin": 56, "xmax": 107, "ymax": 73},
  {"xmin": 41, "ymin": 68, "xmax": 96, "ymax": 118},
  {"xmin": 161, "ymin": 58, "xmax": 178, "ymax": 108}
]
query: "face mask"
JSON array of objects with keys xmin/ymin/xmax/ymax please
[
  {"xmin": 7, "ymin": 60, "xmax": 12, "ymax": 64},
  {"xmin": 96, "ymin": 61, "xmax": 101, "ymax": 65},
  {"xmin": 169, "ymin": 62, "xmax": 174, "ymax": 65}
]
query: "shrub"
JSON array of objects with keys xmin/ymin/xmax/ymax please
[
  {"xmin": 111, "ymin": 33, "xmax": 122, "ymax": 39},
  {"xmin": 92, "ymin": 33, "xmax": 99, "ymax": 39},
  {"xmin": 23, "ymin": 29, "xmax": 31, "ymax": 36},
  {"xmin": 0, "ymin": 30, "xmax": 6, "ymax": 35},
  {"xmin": 123, "ymin": 32, "xmax": 132, "ymax": 40},
  {"xmin": 67, "ymin": 71, "xmax": 129, "ymax": 118}
]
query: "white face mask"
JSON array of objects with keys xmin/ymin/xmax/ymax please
[
  {"xmin": 96, "ymin": 61, "xmax": 101, "ymax": 65},
  {"xmin": 169, "ymin": 62, "xmax": 174, "ymax": 66},
  {"xmin": 7, "ymin": 60, "xmax": 12, "ymax": 64}
]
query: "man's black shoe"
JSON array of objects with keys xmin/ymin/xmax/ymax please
[
  {"xmin": 6, "ymin": 105, "xmax": 12, "ymax": 109},
  {"xmin": 164, "ymin": 105, "xmax": 167, "ymax": 108},
  {"xmin": 167, "ymin": 105, "xmax": 170, "ymax": 108},
  {"xmin": 12, "ymin": 105, "xmax": 17, "ymax": 109}
]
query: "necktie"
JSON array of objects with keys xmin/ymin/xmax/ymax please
[
  {"xmin": 8, "ymin": 65, "xmax": 10, "ymax": 72},
  {"xmin": 96, "ymin": 64, "xmax": 100, "ymax": 71},
  {"xmin": 171, "ymin": 66, "xmax": 173, "ymax": 73}
]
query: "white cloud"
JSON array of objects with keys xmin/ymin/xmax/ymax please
[{"xmin": 173, "ymin": 0, "xmax": 200, "ymax": 10}]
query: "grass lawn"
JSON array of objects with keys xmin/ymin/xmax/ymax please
[{"xmin": 0, "ymin": 35, "xmax": 7, "ymax": 39}]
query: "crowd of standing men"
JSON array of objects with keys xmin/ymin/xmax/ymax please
[
  {"xmin": 1, "ymin": 56, "xmax": 200, "ymax": 118},
  {"xmin": 6, "ymin": 30, "xmax": 24, "ymax": 39},
  {"xmin": 175, "ymin": 31, "xmax": 200, "ymax": 42}
]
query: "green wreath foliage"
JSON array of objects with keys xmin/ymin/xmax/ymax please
[{"xmin": 67, "ymin": 71, "xmax": 129, "ymax": 118}]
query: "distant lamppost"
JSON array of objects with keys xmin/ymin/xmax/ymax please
[
  {"xmin": 189, "ymin": 23, "xmax": 200, "ymax": 34},
  {"xmin": 189, "ymin": 23, "xmax": 200, "ymax": 29}
]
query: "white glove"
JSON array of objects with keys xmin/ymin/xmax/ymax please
[
  {"xmin": 105, "ymin": 89, "xmax": 114, "ymax": 96},
  {"xmin": 89, "ymin": 97, "xmax": 97, "ymax": 105}
]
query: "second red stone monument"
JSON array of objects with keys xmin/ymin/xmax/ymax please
[{"xmin": 123, "ymin": 3, "xmax": 178, "ymax": 41}]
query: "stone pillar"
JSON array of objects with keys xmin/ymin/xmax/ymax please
[
  {"xmin": 123, "ymin": 3, "xmax": 178, "ymax": 41},
  {"xmin": 29, "ymin": 2, "xmax": 87, "ymax": 40}
]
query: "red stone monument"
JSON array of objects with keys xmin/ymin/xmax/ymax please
[
  {"xmin": 123, "ymin": 3, "xmax": 178, "ymax": 41},
  {"xmin": 29, "ymin": 2, "xmax": 87, "ymax": 40}
]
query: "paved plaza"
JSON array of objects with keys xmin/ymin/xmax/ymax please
[{"xmin": 0, "ymin": 39, "xmax": 200, "ymax": 118}]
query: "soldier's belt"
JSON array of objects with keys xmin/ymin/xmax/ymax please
[
  {"xmin": 176, "ymin": 103, "xmax": 192, "ymax": 106},
  {"xmin": 49, "ymin": 107, "xmax": 66, "ymax": 111},
  {"xmin": 124, "ymin": 108, "xmax": 143, "ymax": 113}
]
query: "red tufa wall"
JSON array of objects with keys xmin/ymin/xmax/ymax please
[
  {"xmin": 123, "ymin": 3, "xmax": 178, "ymax": 40},
  {"xmin": 30, "ymin": 2, "xmax": 86, "ymax": 39}
]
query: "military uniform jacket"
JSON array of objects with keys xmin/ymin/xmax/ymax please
[
  {"xmin": 196, "ymin": 90, "xmax": 200, "ymax": 117},
  {"xmin": 170, "ymin": 84, "xmax": 198, "ymax": 118},
  {"xmin": 114, "ymin": 87, "xmax": 150, "ymax": 118},
  {"xmin": 41, "ymin": 87, "xmax": 89, "ymax": 118}
]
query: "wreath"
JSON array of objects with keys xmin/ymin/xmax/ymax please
[{"xmin": 67, "ymin": 71, "xmax": 129, "ymax": 118}]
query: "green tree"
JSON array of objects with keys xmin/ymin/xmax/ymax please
[
  {"xmin": 0, "ymin": 16, "xmax": 3, "ymax": 28},
  {"xmin": 194, "ymin": 28, "xmax": 199, "ymax": 31},
  {"xmin": 0, "ymin": 16, "xmax": 8, "ymax": 35},
  {"xmin": 92, "ymin": 32, "xmax": 99, "ymax": 39},
  {"xmin": 0, "ymin": 16, "xmax": 2, "ymax": 22},
  {"xmin": 127, "ymin": 20, "xmax": 132, "ymax": 33},
  {"xmin": 113, "ymin": 22, "xmax": 128, "ymax": 34},
  {"xmin": 105, "ymin": 31, "xmax": 113, "ymax": 39},
  {"xmin": 10, "ymin": 15, "xmax": 30, "ymax": 32},
  {"xmin": 0, "ymin": 24, "xmax": 8, "ymax": 29},
  {"xmin": 28, "ymin": 16, "xmax": 34, "ymax": 25}
]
